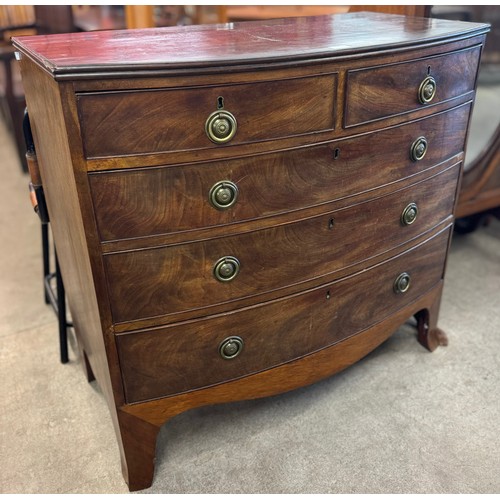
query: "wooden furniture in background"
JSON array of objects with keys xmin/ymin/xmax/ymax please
[
  {"xmin": 0, "ymin": 5, "xmax": 35, "ymax": 33},
  {"xmin": 1, "ymin": 6, "xmax": 76, "ymax": 37},
  {"xmin": 0, "ymin": 6, "xmax": 78, "ymax": 171},
  {"xmin": 72, "ymin": 6, "xmax": 126, "ymax": 31},
  {"xmin": 33, "ymin": 5, "xmax": 75, "ymax": 35},
  {"xmin": 0, "ymin": 5, "xmax": 35, "ymax": 171},
  {"xmin": 13, "ymin": 12, "xmax": 488, "ymax": 491},
  {"xmin": 125, "ymin": 6, "xmax": 154, "ymax": 29},
  {"xmin": 62, "ymin": 5, "xmax": 434, "ymax": 30},
  {"xmin": 432, "ymin": 6, "xmax": 500, "ymax": 231},
  {"xmin": 187, "ymin": 6, "xmax": 228, "ymax": 25},
  {"xmin": 224, "ymin": 5, "xmax": 348, "ymax": 21},
  {"xmin": 198, "ymin": 5, "xmax": 429, "ymax": 23},
  {"xmin": 0, "ymin": 43, "xmax": 27, "ymax": 170},
  {"xmin": 348, "ymin": 5, "xmax": 430, "ymax": 17},
  {"xmin": 455, "ymin": 125, "xmax": 500, "ymax": 222}
]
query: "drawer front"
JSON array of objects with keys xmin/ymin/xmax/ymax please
[
  {"xmin": 105, "ymin": 165, "xmax": 459, "ymax": 324},
  {"xmin": 345, "ymin": 45, "xmax": 481, "ymax": 127},
  {"xmin": 78, "ymin": 74, "xmax": 335, "ymax": 158},
  {"xmin": 90, "ymin": 104, "xmax": 469, "ymax": 242},
  {"xmin": 116, "ymin": 227, "xmax": 451, "ymax": 402}
]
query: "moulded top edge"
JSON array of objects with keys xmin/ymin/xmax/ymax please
[{"xmin": 11, "ymin": 12, "xmax": 490, "ymax": 79}]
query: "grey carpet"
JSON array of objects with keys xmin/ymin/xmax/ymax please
[{"xmin": 0, "ymin": 111, "xmax": 499, "ymax": 493}]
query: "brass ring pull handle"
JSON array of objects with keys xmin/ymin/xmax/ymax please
[
  {"xmin": 410, "ymin": 136, "xmax": 428, "ymax": 162},
  {"xmin": 209, "ymin": 180, "xmax": 239, "ymax": 210},
  {"xmin": 205, "ymin": 110, "xmax": 237, "ymax": 144},
  {"xmin": 213, "ymin": 256, "xmax": 240, "ymax": 282},
  {"xmin": 401, "ymin": 202, "xmax": 419, "ymax": 226},
  {"xmin": 394, "ymin": 272, "xmax": 411, "ymax": 294},
  {"xmin": 219, "ymin": 336, "xmax": 244, "ymax": 359},
  {"xmin": 418, "ymin": 76, "xmax": 436, "ymax": 104}
]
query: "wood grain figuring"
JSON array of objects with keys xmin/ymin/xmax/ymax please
[
  {"xmin": 82, "ymin": 93, "xmax": 475, "ymax": 172},
  {"xmin": 117, "ymin": 280, "xmax": 445, "ymax": 490},
  {"xmin": 110, "ymin": 219, "xmax": 454, "ymax": 334},
  {"xmin": 99, "ymin": 159, "xmax": 462, "ymax": 257},
  {"xmin": 345, "ymin": 45, "xmax": 481, "ymax": 126},
  {"xmin": 105, "ymin": 165, "xmax": 459, "ymax": 324},
  {"xmin": 90, "ymin": 103, "xmax": 469, "ymax": 242},
  {"xmin": 12, "ymin": 12, "xmax": 487, "ymax": 492},
  {"xmin": 78, "ymin": 74, "xmax": 335, "ymax": 158},
  {"xmin": 122, "ymin": 281, "xmax": 445, "ymax": 425},
  {"xmin": 116, "ymin": 227, "xmax": 451, "ymax": 402}
]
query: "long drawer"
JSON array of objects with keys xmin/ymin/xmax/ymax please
[
  {"xmin": 90, "ymin": 104, "xmax": 470, "ymax": 242},
  {"xmin": 345, "ymin": 45, "xmax": 481, "ymax": 126},
  {"xmin": 116, "ymin": 226, "xmax": 451, "ymax": 403},
  {"xmin": 104, "ymin": 164, "xmax": 459, "ymax": 324}
]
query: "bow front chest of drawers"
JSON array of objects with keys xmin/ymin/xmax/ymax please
[{"xmin": 13, "ymin": 12, "xmax": 489, "ymax": 490}]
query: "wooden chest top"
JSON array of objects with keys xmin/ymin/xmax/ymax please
[{"xmin": 12, "ymin": 12, "xmax": 488, "ymax": 78}]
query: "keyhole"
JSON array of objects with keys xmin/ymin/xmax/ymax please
[
  {"xmin": 328, "ymin": 218, "xmax": 335, "ymax": 230},
  {"xmin": 333, "ymin": 148, "xmax": 340, "ymax": 160},
  {"xmin": 217, "ymin": 96, "xmax": 224, "ymax": 109},
  {"xmin": 427, "ymin": 65, "xmax": 431, "ymax": 75},
  {"xmin": 326, "ymin": 290, "xmax": 331, "ymax": 300}
]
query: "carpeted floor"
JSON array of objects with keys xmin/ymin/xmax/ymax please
[{"xmin": 0, "ymin": 105, "xmax": 499, "ymax": 493}]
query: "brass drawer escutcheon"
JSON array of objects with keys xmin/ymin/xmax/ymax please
[
  {"xmin": 209, "ymin": 180, "xmax": 239, "ymax": 210},
  {"xmin": 418, "ymin": 76, "xmax": 437, "ymax": 104},
  {"xmin": 205, "ymin": 110, "xmax": 237, "ymax": 144},
  {"xmin": 219, "ymin": 336, "xmax": 244, "ymax": 360},
  {"xmin": 393, "ymin": 272, "xmax": 411, "ymax": 294},
  {"xmin": 401, "ymin": 202, "xmax": 419, "ymax": 226},
  {"xmin": 410, "ymin": 136, "xmax": 428, "ymax": 162},
  {"xmin": 213, "ymin": 256, "xmax": 240, "ymax": 282}
]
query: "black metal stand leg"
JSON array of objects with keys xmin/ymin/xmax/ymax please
[
  {"xmin": 42, "ymin": 224, "xmax": 50, "ymax": 304},
  {"xmin": 27, "ymin": 109, "xmax": 71, "ymax": 365},
  {"xmin": 55, "ymin": 252, "xmax": 69, "ymax": 364}
]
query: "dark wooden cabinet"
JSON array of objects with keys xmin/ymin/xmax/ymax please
[{"xmin": 13, "ymin": 12, "xmax": 488, "ymax": 491}]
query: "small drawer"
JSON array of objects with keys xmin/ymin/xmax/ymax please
[
  {"xmin": 116, "ymin": 227, "xmax": 451, "ymax": 402},
  {"xmin": 78, "ymin": 74, "xmax": 336, "ymax": 158},
  {"xmin": 345, "ymin": 45, "xmax": 481, "ymax": 127},
  {"xmin": 90, "ymin": 103, "xmax": 470, "ymax": 242},
  {"xmin": 104, "ymin": 164, "xmax": 460, "ymax": 324}
]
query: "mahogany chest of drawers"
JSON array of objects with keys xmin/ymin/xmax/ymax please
[{"xmin": 13, "ymin": 12, "xmax": 489, "ymax": 491}]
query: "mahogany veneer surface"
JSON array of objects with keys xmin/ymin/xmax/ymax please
[
  {"xmin": 90, "ymin": 104, "xmax": 469, "ymax": 241},
  {"xmin": 14, "ymin": 12, "xmax": 487, "ymax": 73},
  {"xmin": 13, "ymin": 12, "xmax": 488, "ymax": 491}
]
